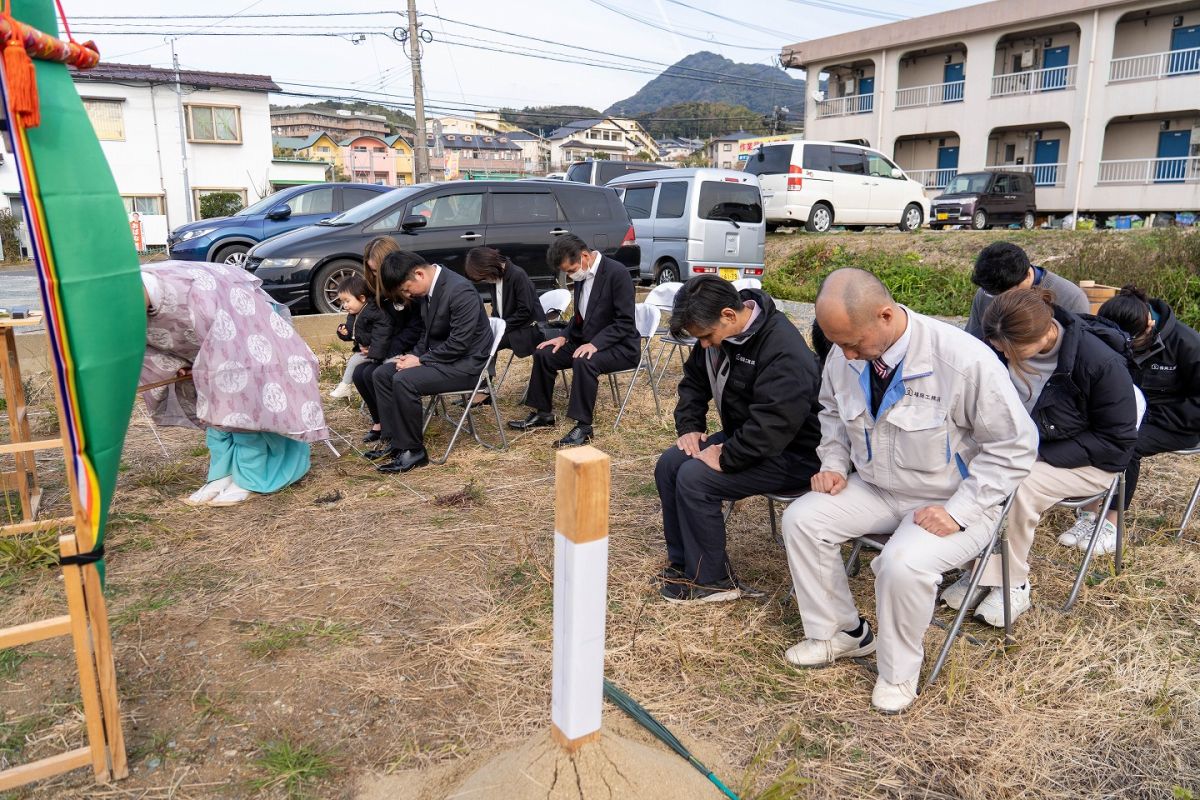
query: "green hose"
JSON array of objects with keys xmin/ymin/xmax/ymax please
[{"xmin": 603, "ymin": 679, "xmax": 740, "ymax": 800}]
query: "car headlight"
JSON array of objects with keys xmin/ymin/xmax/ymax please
[
  {"xmin": 258, "ymin": 257, "xmax": 316, "ymax": 270},
  {"xmin": 176, "ymin": 227, "xmax": 216, "ymax": 242}
]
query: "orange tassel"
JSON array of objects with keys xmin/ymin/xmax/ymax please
[{"xmin": 4, "ymin": 33, "xmax": 39, "ymax": 128}]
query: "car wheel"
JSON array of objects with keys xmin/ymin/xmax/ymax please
[
  {"xmin": 655, "ymin": 261, "xmax": 680, "ymax": 284},
  {"xmin": 899, "ymin": 203, "xmax": 923, "ymax": 232},
  {"xmin": 213, "ymin": 243, "xmax": 250, "ymax": 267},
  {"xmin": 766, "ymin": 222, "xmax": 779, "ymax": 234},
  {"xmin": 312, "ymin": 259, "xmax": 363, "ymax": 314},
  {"xmin": 929, "ymin": 224, "xmax": 944, "ymax": 231},
  {"xmin": 1022, "ymin": 210, "xmax": 1036, "ymax": 230},
  {"xmin": 806, "ymin": 203, "xmax": 833, "ymax": 233},
  {"xmin": 971, "ymin": 209, "xmax": 989, "ymax": 230}
]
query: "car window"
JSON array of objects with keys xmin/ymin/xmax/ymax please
[
  {"xmin": 801, "ymin": 144, "xmax": 833, "ymax": 172},
  {"xmin": 621, "ymin": 186, "xmax": 655, "ymax": 219},
  {"xmin": 289, "ymin": 188, "xmax": 335, "ymax": 215},
  {"xmin": 597, "ymin": 163, "xmax": 630, "ymax": 184},
  {"xmin": 410, "ymin": 193, "xmax": 484, "ymax": 228},
  {"xmin": 344, "ymin": 188, "xmax": 382, "ymax": 209},
  {"xmin": 565, "ymin": 162, "xmax": 592, "ymax": 183},
  {"xmin": 867, "ymin": 153, "xmax": 901, "ymax": 179},
  {"xmin": 944, "ymin": 174, "xmax": 991, "ymax": 194},
  {"xmin": 1018, "ymin": 174, "xmax": 1034, "ymax": 194},
  {"xmin": 698, "ymin": 181, "xmax": 762, "ymax": 223},
  {"xmin": 992, "ymin": 175, "xmax": 1012, "ymax": 193},
  {"xmin": 557, "ymin": 187, "xmax": 612, "ymax": 221},
  {"xmin": 655, "ymin": 181, "xmax": 688, "ymax": 219},
  {"xmin": 744, "ymin": 144, "xmax": 793, "ymax": 176},
  {"xmin": 831, "ymin": 148, "xmax": 866, "ymax": 175},
  {"xmin": 491, "ymin": 192, "xmax": 564, "ymax": 224},
  {"xmin": 364, "ymin": 206, "xmax": 405, "ymax": 233}
]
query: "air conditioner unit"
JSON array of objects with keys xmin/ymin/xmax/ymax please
[{"xmin": 1020, "ymin": 49, "xmax": 1036, "ymax": 69}]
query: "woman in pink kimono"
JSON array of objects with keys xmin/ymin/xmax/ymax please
[{"xmin": 139, "ymin": 262, "xmax": 328, "ymax": 507}]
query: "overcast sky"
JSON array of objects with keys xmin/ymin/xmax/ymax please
[{"xmin": 67, "ymin": 0, "xmax": 971, "ymax": 114}]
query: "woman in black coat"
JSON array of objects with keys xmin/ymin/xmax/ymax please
[{"xmin": 463, "ymin": 246, "xmax": 546, "ymax": 404}]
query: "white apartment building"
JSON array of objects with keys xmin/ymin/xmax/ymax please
[
  {"xmin": 546, "ymin": 118, "xmax": 660, "ymax": 169},
  {"xmin": 782, "ymin": 0, "xmax": 1200, "ymax": 214},
  {"xmin": 0, "ymin": 63, "xmax": 280, "ymax": 249}
]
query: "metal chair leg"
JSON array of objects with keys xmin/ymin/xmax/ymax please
[
  {"xmin": 1181, "ymin": 476, "xmax": 1200, "ymax": 539},
  {"xmin": 494, "ymin": 351, "xmax": 516, "ymax": 393},
  {"xmin": 1063, "ymin": 479, "xmax": 1118, "ymax": 612},
  {"xmin": 1000, "ymin": 520, "xmax": 1013, "ymax": 646},
  {"xmin": 766, "ymin": 497, "xmax": 784, "ymax": 547},
  {"xmin": 844, "ymin": 541, "xmax": 863, "ymax": 577},
  {"xmin": 1115, "ymin": 472, "xmax": 1126, "ymax": 575}
]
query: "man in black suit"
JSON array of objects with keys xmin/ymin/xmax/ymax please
[
  {"xmin": 509, "ymin": 234, "xmax": 639, "ymax": 447},
  {"xmin": 368, "ymin": 250, "xmax": 494, "ymax": 473}
]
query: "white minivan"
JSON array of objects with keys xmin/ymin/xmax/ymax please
[
  {"xmin": 608, "ymin": 168, "xmax": 766, "ymax": 285},
  {"xmin": 744, "ymin": 140, "xmax": 928, "ymax": 233}
]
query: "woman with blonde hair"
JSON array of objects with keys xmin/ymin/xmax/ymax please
[
  {"xmin": 351, "ymin": 236, "xmax": 424, "ymax": 442},
  {"xmin": 941, "ymin": 287, "xmax": 1138, "ymax": 626}
]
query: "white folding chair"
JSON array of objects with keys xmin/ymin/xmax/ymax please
[
  {"xmin": 420, "ymin": 318, "xmax": 508, "ymax": 464},
  {"xmin": 644, "ymin": 281, "xmax": 692, "ymax": 385},
  {"xmin": 609, "ymin": 302, "xmax": 664, "ymax": 430},
  {"xmin": 1173, "ymin": 447, "xmax": 1200, "ymax": 538},
  {"xmin": 496, "ymin": 288, "xmax": 572, "ymax": 394},
  {"xmin": 732, "ymin": 277, "xmax": 762, "ymax": 291}
]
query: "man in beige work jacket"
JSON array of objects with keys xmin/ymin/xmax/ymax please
[{"xmin": 782, "ymin": 269, "xmax": 1037, "ymax": 714}]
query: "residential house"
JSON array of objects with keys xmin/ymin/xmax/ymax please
[
  {"xmin": 782, "ymin": 0, "xmax": 1200, "ymax": 214},
  {"xmin": 385, "ymin": 134, "xmax": 415, "ymax": 185},
  {"xmin": 658, "ymin": 136, "xmax": 706, "ymax": 161},
  {"xmin": 337, "ymin": 135, "xmax": 398, "ymax": 185},
  {"xmin": 431, "ymin": 112, "xmax": 515, "ymax": 136},
  {"xmin": 270, "ymin": 107, "xmax": 389, "ymax": 139},
  {"xmin": 426, "ymin": 132, "xmax": 524, "ymax": 180},
  {"xmin": 272, "ymin": 131, "xmax": 340, "ymax": 164},
  {"xmin": 546, "ymin": 118, "xmax": 659, "ymax": 169},
  {"xmin": 507, "ymin": 129, "xmax": 552, "ymax": 174},
  {"xmin": 706, "ymin": 131, "xmax": 760, "ymax": 169}
]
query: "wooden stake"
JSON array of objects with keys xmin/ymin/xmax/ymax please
[
  {"xmin": 59, "ymin": 534, "xmax": 110, "ymax": 781},
  {"xmin": 550, "ymin": 446, "xmax": 611, "ymax": 752}
]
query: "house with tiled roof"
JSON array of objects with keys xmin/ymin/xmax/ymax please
[
  {"xmin": 545, "ymin": 117, "xmax": 658, "ymax": 169},
  {"xmin": 424, "ymin": 131, "xmax": 525, "ymax": 180}
]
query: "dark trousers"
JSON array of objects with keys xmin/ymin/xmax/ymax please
[
  {"xmin": 655, "ymin": 433, "xmax": 818, "ymax": 584},
  {"xmin": 373, "ymin": 363, "xmax": 478, "ymax": 451},
  {"xmin": 524, "ymin": 342, "xmax": 638, "ymax": 426},
  {"xmin": 353, "ymin": 360, "xmax": 388, "ymax": 424},
  {"xmin": 1125, "ymin": 421, "xmax": 1200, "ymax": 506}
]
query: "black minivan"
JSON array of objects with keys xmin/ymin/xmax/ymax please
[
  {"xmin": 244, "ymin": 180, "xmax": 640, "ymax": 313},
  {"xmin": 929, "ymin": 170, "xmax": 1037, "ymax": 231}
]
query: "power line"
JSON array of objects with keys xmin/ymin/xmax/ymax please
[
  {"xmin": 582, "ymin": 0, "xmax": 780, "ymax": 51},
  {"xmin": 659, "ymin": 0, "xmax": 805, "ymax": 40},
  {"xmin": 783, "ymin": 0, "xmax": 907, "ymax": 21}
]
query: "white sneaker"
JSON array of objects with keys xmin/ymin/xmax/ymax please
[
  {"xmin": 183, "ymin": 476, "xmax": 232, "ymax": 506},
  {"xmin": 973, "ymin": 582, "xmax": 1031, "ymax": 628},
  {"xmin": 207, "ymin": 482, "xmax": 253, "ymax": 507},
  {"xmin": 940, "ymin": 573, "xmax": 987, "ymax": 612},
  {"xmin": 1077, "ymin": 518, "xmax": 1118, "ymax": 555},
  {"xmin": 785, "ymin": 620, "xmax": 876, "ymax": 667},
  {"xmin": 330, "ymin": 382, "xmax": 354, "ymax": 399},
  {"xmin": 1056, "ymin": 512, "xmax": 1096, "ymax": 548},
  {"xmin": 871, "ymin": 676, "xmax": 918, "ymax": 714}
]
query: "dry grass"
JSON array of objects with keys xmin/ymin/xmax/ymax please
[{"xmin": 2, "ymin": 299, "xmax": 1199, "ymax": 799}]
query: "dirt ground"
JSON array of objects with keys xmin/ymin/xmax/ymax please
[{"xmin": 3, "ymin": 240, "xmax": 1200, "ymax": 799}]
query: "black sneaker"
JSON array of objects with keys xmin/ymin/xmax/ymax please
[
  {"xmin": 654, "ymin": 563, "xmax": 686, "ymax": 584},
  {"xmin": 660, "ymin": 578, "xmax": 742, "ymax": 605}
]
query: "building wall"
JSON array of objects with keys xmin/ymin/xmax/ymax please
[
  {"xmin": 341, "ymin": 136, "xmax": 397, "ymax": 185},
  {"xmin": 270, "ymin": 111, "xmax": 389, "ymax": 139},
  {"xmin": 1112, "ymin": 9, "xmax": 1200, "ymax": 58},
  {"xmin": 898, "ymin": 49, "xmax": 966, "ymax": 89},
  {"xmin": 992, "ymin": 30, "xmax": 1081, "ymax": 74},
  {"xmin": 986, "ymin": 125, "xmax": 1072, "ymax": 164},
  {"xmin": 1100, "ymin": 116, "xmax": 1197, "ymax": 159},
  {"xmin": 893, "ymin": 134, "xmax": 961, "ymax": 169}
]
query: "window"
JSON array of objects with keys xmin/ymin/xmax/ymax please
[
  {"xmin": 867, "ymin": 152, "xmax": 901, "ymax": 179},
  {"xmin": 288, "ymin": 187, "xmax": 335, "ymax": 215},
  {"xmin": 744, "ymin": 144, "xmax": 795, "ymax": 176},
  {"xmin": 122, "ymin": 195, "xmax": 163, "ymax": 215},
  {"xmin": 558, "ymin": 187, "xmax": 612, "ymax": 221},
  {"xmin": 186, "ymin": 105, "xmax": 241, "ymax": 143},
  {"xmin": 83, "ymin": 98, "xmax": 125, "ymax": 140},
  {"xmin": 723, "ymin": 143, "xmax": 732, "ymax": 151},
  {"xmin": 344, "ymin": 188, "xmax": 381, "ymax": 209},
  {"xmin": 409, "ymin": 193, "xmax": 484, "ymax": 228},
  {"xmin": 597, "ymin": 162, "xmax": 632, "ymax": 184},
  {"xmin": 373, "ymin": 146, "xmax": 386, "ymax": 153},
  {"xmin": 565, "ymin": 162, "xmax": 592, "ymax": 183},
  {"xmin": 831, "ymin": 147, "xmax": 866, "ymax": 175},
  {"xmin": 655, "ymin": 182, "xmax": 688, "ymax": 218},
  {"xmin": 621, "ymin": 186, "xmax": 655, "ymax": 219},
  {"xmin": 491, "ymin": 192, "xmax": 563, "ymax": 224},
  {"xmin": 1003, "ymin": 143, "xmax": 1016, "ymax": 162},
  {"xmin": 192, "ymin": 187, "xmax": 247, "ymax": 217},
  {"xmin": 801, "ymin": 144, "xmax": 832, "ymax": 172},
  {"xmin": 698, "ymin": 181, "xmax": 762, "ymax": 223},
  {"xmin": 354, "ymin": 146, "xmax": 368, "ymax": 153}
]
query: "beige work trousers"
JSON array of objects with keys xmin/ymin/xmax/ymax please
[
  {"xmin": 978, "ymin": 459, "xmax": 1117, "ymax": 587},
  {"xmin": 782, "ymin": 474, "xmax": 1000, "ymax": 684}
]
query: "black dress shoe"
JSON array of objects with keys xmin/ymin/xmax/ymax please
[
  {"xmin": 364, "ymin": 446, "xmax": 399, "ymax": 461},
  {"xmin": 508, "ymin": 411, "xmax": 556, "ymax": 431},
  {"xmin": 378, "ymin": 449, "xmax": 429, "ymax": 474},
  {"xmin": 362, "ymin": 429, "xmax": 383, "ymax": 444},
  {"xmin": 554, "ymin": 424, "xmax": 593, "ymax": 448}
]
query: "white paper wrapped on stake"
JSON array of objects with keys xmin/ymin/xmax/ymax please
[{"xmin": 549, "ymin": 446, "xmax": 611, "ymax": 752}]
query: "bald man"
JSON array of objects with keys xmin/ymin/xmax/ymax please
[{"xmin": 781, "ymin": 268, "xmax": 1037, "ymax": 714}]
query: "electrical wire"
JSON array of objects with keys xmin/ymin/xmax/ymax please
[{"xmin": 583, "ymin": 0, "xmax": 779, "ymax": 50}]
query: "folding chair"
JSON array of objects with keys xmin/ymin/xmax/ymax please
[
  {"xmin": 420, "ymin": 318, "xmax": 508, "ymax": 465},
  {"xmin": 1173, "ymin": 446, "xmax": 1200, "ymax": 537},
  {"xmin": 732, "ymin": 277, "xmax": 762, "ymax": 291},
  {"xmin": 644, "ymin": 282, "xmax": 692, "ymax": 386},
  {"xmin": 496, "ymin": 288, "xmax": 572, "ymax": 394},
  {"xmin": 610, "ymin": 303, "xmax": 664, "ymax": 429}
]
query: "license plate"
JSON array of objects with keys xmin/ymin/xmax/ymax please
[
  {"xmin": 937, "ymin": 212, "xmax": 949, "ymax": 220},
  {"xmin": 719, "ymin": 268, "xmax": 739, "ymax": 282}
]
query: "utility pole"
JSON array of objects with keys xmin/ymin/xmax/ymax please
[
  {"xmin": 406, "ymin": 0, "xmax": 430, "ymax": 183},
  {"xmin": 171, "ymin": 39, "xmax": 193, "ymax": 222}
]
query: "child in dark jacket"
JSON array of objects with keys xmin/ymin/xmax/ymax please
[{"xmin": 331, "ymin": 274, "xmax": 391, "ymax": 398}]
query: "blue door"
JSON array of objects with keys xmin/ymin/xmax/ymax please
[
  {"xmin": 936, "ymin": 146, "xmax": 959, "ymax": 188},
  {"xmin": 1156, "ymin": 130, "xmax": 1190, "ymax": 183},
  {"xmin": 1169, "ymin": 25, "xmax": 1200, "ymax": 75},
  {"xmin": 1033, "ymin": 139, "xmax": 1061, "ymax": 186},
  {"xmin": 1041, "ymin": 46, "xmax": 1069, "ymax": 90},
  {"xmin": 857, "ymin": 76, "xmax": 874, "ymax": 113},
  {"xmin": 943, "ymin": 62, "xmax": 964, "ymax": 102}
]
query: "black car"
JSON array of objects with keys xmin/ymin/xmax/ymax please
[
  {"xmin": 929, "ymin": 170, "xmax": 1037, "ymax": 231},
  {"xmin": 245, "ymin": 180, "xmax": 640, "ymax": 313}
]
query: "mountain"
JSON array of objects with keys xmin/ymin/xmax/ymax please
[
  {"xmin": 498, "ymin": 105, "xmax": 602, "ymax": 137},
  {"xmin": 634, "ymin": 102, "xmax": 772, "ymax": 140},
  {"xmin": 605, "ymin": 52, "xmax": 805, "ymax": 120}
]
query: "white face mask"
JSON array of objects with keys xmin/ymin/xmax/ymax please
[{"xmin": 569, "ymin": 270, "xmax": 588, "ymax": 282}]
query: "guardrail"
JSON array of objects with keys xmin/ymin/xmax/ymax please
[
  {"xmin": 1109, "ymin": 47, "xmax": 1200, "ymax": 82},
  {"xmin": 1097, "ymin": 157, "xmax": 1200, "ymax": 184},
  {"xmin": 984, "ymin": 162, "xmax": 1067, "ymax": 187},
  {"xmin": 904, "ymin": 167, "xmax": 958, "ymax": 189},
  {"xmin": 895, "ymin": 80, "xmax": 965, "ymax": 109},
  {"xmin": 815, "ymin": 93, "xmax": 877, "ymax": 118},
  {"xmin": 991, "ymin": 64, "xmax": 1077, "ymax": 96}
]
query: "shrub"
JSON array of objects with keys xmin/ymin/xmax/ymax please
[{"xmin": 199, "ymin": 191, "xmax": 244, "ymax": 219}]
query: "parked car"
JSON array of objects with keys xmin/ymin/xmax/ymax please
[
  {"xmin": 244, "ymin": 180, "xmax": 640, "ymax": 313},
  {"xmin": 743, "ymin": 140, "xmax": 928, "ymax": 233},
  {"xmin": 608, "ymin": 168, "xmax": 766, "ymax": 285},
  {"xmin": 168, "ymin": 183, "xmax": 394, "ymax": 267},
  {"xmin": 929, "ymin": 171, "xmax": 1037, "ymax": 230},
  {"xmin": 565, "ymin": 160, "xmax": 668, "ymax": 185}
]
